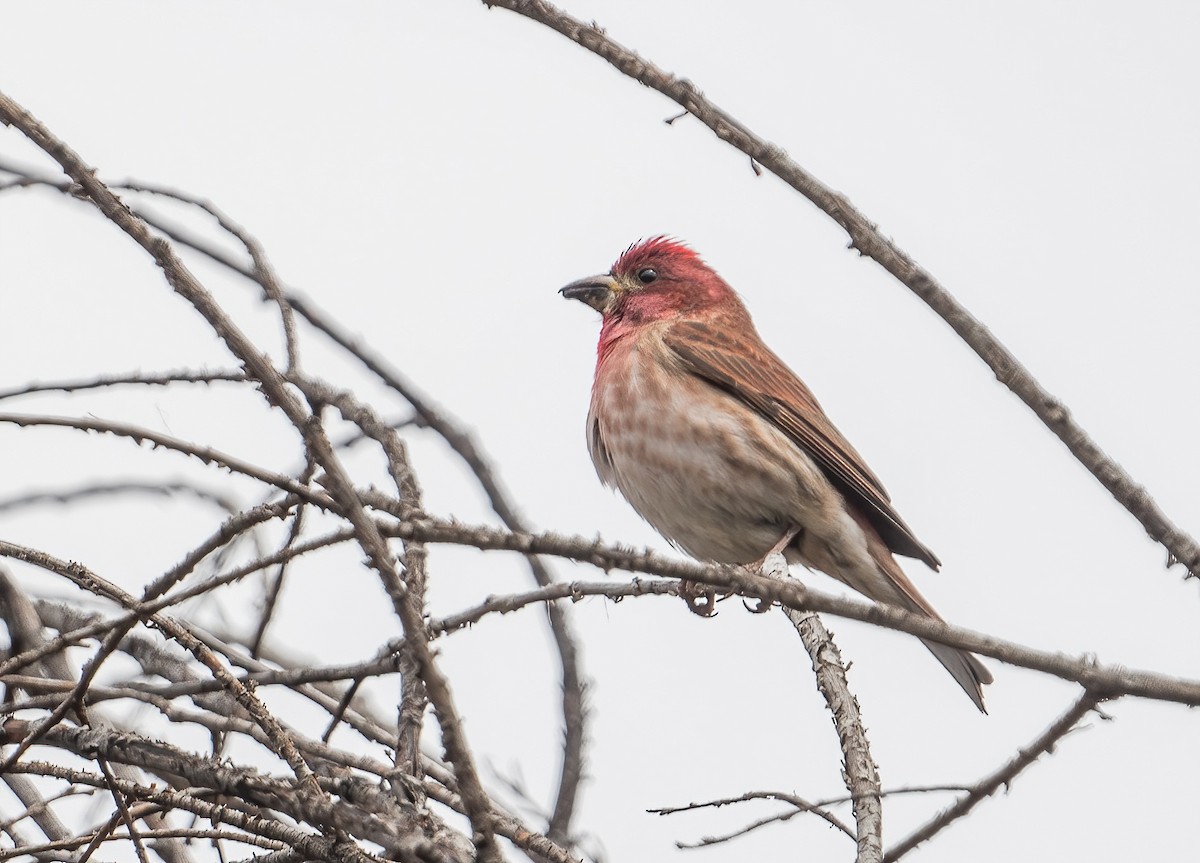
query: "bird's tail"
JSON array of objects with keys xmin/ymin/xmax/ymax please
[
  {"xmin": 851, "ymin": 514, "xmax": 993, "ymax": 713},
  {"xmin": 915, "ymin": 631, "xmax": 993, "ymax": 714}
]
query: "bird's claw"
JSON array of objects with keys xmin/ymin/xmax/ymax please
[
  {"xmin": 678, "ymin": 580, "xmax": 718, "ymax": 617},
  {"xmin": 742, "ymin": 596, "xmax": 773, "ymax": 614}
]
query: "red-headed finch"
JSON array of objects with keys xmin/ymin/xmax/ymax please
[{"xmin": 561, "ymin": 237, "xmax": 992, "ymax": 712}]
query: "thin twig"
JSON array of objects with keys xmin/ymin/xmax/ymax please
[
  {"xmin": 249, "ymin": 473, "xmax": 316, "ymax": 659},
  {"xmin": 115, "ymin": 183, "xmax": 302, "ymax": 374},
  {"xmin": 95, "ymin": 757, "xmax": 151, "ymax": 863},
  {"xmin": 0, "ymin": 369, "xmax": 244, "ymax": 402},
  {"xmin": 320, "ymin": 678, "xmax": 364, "ymax": 745},
  {"xmin": 9, "ymin": 828, "xmax": 287, "ymax": 857},
  {"xmin": 0, "ymin": 413, "xmax": 331, "ymax": 509},
  {"xmin": 653, "ymin": 789, "xmax": 854, "ymax": 844},
  {"xmin": 0, "ymin": 480, "xmax": 244, "ymax": 519}
]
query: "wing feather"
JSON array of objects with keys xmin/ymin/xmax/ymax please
[{"xmin": 664, "ymin": 317, "xmax": 941, "ymax": 569}]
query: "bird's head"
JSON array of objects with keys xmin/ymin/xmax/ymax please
[{"xmin": 559, "ymin": 237, "xmax": 739, "ymax": 324}]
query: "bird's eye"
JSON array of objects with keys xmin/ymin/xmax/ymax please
[{"xmin": 637, "ymin": 268, "xmax": 658, "ymax": 284}]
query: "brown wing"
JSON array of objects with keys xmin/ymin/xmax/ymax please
[{"xmin": 664, "ymin": 317, "xmax": 941, "ymax": 569}]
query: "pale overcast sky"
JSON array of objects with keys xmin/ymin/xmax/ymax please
[{"xmin": 3, "ymin": 3, "xmax": 1199, "ymax": 861}]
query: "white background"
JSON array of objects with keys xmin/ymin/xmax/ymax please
[{"xmin": 2, "ymin": 2, "xmax": 1199, "ymax": 861}]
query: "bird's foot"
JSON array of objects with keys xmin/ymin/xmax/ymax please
[
  {"xmin": 741, "ymin": 527, "xmax": 803, "ymax": 613},
  {"xmin": 678, "ymin": 579, "xmax": 719, "ymax": 617},
  {"xmin": 742, "ymin": 595, "xmax": 773, "ymax": 614}
]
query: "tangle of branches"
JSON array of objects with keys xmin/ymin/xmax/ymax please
[{"xmin": 0, "ymin": 5, "xmax": 1196, "ymax": 863}]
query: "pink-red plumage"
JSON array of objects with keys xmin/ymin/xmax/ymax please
[
  {"xmin": 613, "ymin": 236, "xmax": 702, "ymax": 274},
  {"xmin": 561, "ymin": 238, "xmax": 992, "ymax": 711}
]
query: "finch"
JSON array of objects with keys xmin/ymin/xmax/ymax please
[{"xmin": 560, "ymin": 237, "xmax": 992, "ymax": 712}]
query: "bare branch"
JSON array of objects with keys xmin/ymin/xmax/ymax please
[
  {"xmin": 95, "ymin": 757, "xmax": 151, "ymax": 863},
  {"xmin": 430, "ymin": 577, "xmax": 678, "ymax": 633},
  {"xmin": 0, "ymin": 413, "xmax": 329, "ymax": 508},
  {"xmin": 113, "ymin": 183, "xmax": 302, "ymax": 374},
  {"xmin": 884, "ymin": 692, "xmax": 1104, "ymax": 861},
  {"xmin": 0, "ymin": 481, "xmax": 245, "ymax": 519},
  {"xmin": 9, "ymin": 828, "xmax": 286, "ymax": 858},
  {"xmin": 370, "ymin": 514, "xmax": 1200, "ymax": 705},
  {"xmin": 0, "ymin": 369, "xmax": 244, "ymax": 403},
  {"xmin": 761, "ymin": 555, "xmax": 881, "ymax": 862},
  {"xmin": 653, "ymin": 783, "xmax": 983, "ymax": 847},
  {"xmin": 653, "ymin": 790, "xmax": 854, "ymax": 845}
]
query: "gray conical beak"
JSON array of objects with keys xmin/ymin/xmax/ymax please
[{"xmin": 559, "ymin": 274, "xmax": 618, "ymax": 313}]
